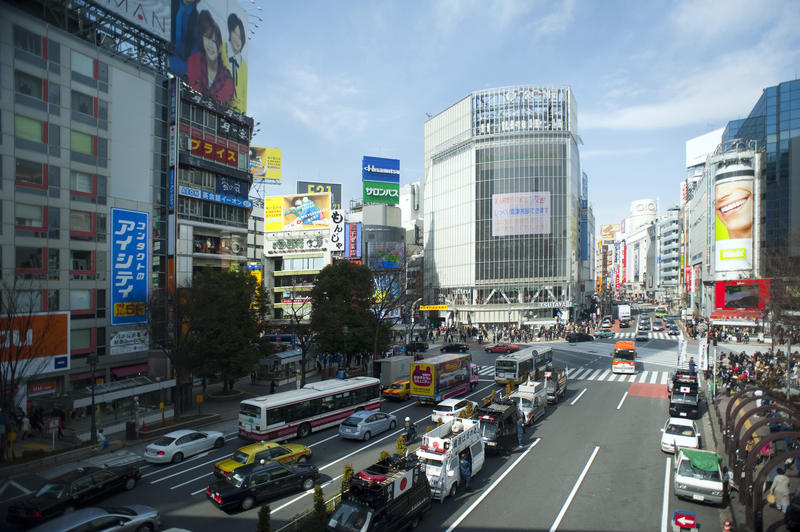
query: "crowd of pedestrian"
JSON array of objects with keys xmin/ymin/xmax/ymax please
[{"xmin": 716, "ymin": 348, "xmax": 800, "ymax": 395}]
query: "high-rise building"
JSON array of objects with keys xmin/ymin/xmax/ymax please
[
  {"xmin": 423, "ymin": 86, "xmax": 589, "ymax": 326},
  {"xmin": 655, "ymin": 206, "xmax": 681, "ymax": 302}
]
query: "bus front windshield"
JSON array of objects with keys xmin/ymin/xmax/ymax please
[{"xmin": 614, "ymin": 350, "xmax": 636, "ymax": 361}]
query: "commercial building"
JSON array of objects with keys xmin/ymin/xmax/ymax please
[
  {"xmin": 655, "ymin": 206, "xmax": 681, "ymax": 303},
  {"xmin": 423, "ymin": 86, "xmax": 592, "ymax": 326}
]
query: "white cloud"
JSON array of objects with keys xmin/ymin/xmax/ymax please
[
  {"xmin": 432, "ymin": 0, "xmax": 574, "ymax": 37},
  {"xmin": 582, "ymin": 147, "xmax": 654, "ymax": 159}
]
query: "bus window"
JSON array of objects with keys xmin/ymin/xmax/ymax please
[{"xmin": 266, "ymin": 406, "xmax": 286, "ymax": 426}]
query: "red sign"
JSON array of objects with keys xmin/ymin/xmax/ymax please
[
  {"xmin": 190, "ymin": 138, "xmax": 239, "ymax": 168},
  {"xmin": 28, "ymin": 380, "xmax": 56, "ymax": 397},
  {"xmin": 715, "ymin": 279, "xmax": 770, "ymax": 311},
  {"xmin": 674, "ymin": 511, "xmax": 696, "ymax": 528}
]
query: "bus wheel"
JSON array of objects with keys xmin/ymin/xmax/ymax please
[{"xmin": 297, "ymin": 423, "xmax": 311, "ymax": 439}]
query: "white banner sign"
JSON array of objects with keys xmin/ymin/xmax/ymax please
[
  {"xmin": 329, "ymin": 210, "xmax": 345, "ymax": 252},
  {"xmin": 698, "ymin": 337, "xmax": 708, "ymax": 371},
  {"xmin": 111, "ymin": 329, "xmax": 150, "ymax": 355}
]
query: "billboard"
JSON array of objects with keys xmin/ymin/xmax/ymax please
[
  {"xmin": 190, "ymin": 137, "xmax": 239, "ymax": 168},
  {"xmin": 368, "ymin": 242, "xmax": 404, "ymax": 270},
  {"xmin": 298, "ymin": 181, "xmax": 342, "ymax": 210},
  {"xmin": 0, "ymin": 312, "xmax": 70, "ymax": 375},
  {"xmin": 363, "ymin": 180, "xmax": 400, "ymax": 205},
  {"xmin": 345, "ymin": 222, "xmax": 362, "ymax": 259},
  {"xmin": 714, "ymin": 279, "xmax": 770, "ymax": 311},
  {"xmin": 329, "ymin": 210, "xmax": 345, "ymax": 252},
  {"xmin": 99, "ymin": 0, "xmax": 170, "ymax": 40},
  {"xmin": 169, "ymin": 0, "xmax": 249, "ymax": 113},
  {"xmin": 263, "ymin": 193, "xmax": 332, "ymax": 232},
  {"xmin": 714, "ymin": 163, "xmax": 754, "ymax": 272},
  {"xmin": 600, "ymin": 224, "xmax": 620, "ymax": 240},
  {"xmin": 492, "ymin": 192, "xmax": 551, "ymax": 237},
  {"xmin": 111, "ymin": 208, "xmax": 149, "ymax": 325},
  {"xmin": 250, "ymin": 147, "xmax": 282, "ymax": 182},
  {"xmin": 362, "ymin": 156, "xmax": 400, "ymax": 183}
]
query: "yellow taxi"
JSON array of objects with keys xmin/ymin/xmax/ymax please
[
  {"xmin": 213, "ymin": 441, "xmax": 312, "ymax": 478},
  {"xmin": 381, "ymin": 379, "xmax": 411, "ymax": 401}
]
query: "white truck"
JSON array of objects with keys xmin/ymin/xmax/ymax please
[
  {"xmin": 415, "ymin": 418, "xmax": 484, "ymax": 502},
  {"xmin": 375, "ymin": 355, "xmax": 415, "ymax": 387},
  {"xmin": 618, "ymin": 304, "xmax": 631, "ymax": 325},
  {"xmin": 673, "ymin": 447, "xmax": 725, "ymax": 505},
  {"xmin": 509, "ymin": 380, "xmax": 547, "ymax": 426}
]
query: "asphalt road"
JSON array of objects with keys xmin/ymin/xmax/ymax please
[{"xmin": 4, "ymin": 338, "xmax": 724, "ymax": 532}]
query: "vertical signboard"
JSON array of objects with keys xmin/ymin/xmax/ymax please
[
  {"xmin": 345, "ymin": 222, "xmax": 362, "ymax": 259},
  {"xmin": 250, "ymin": 147, "xmax": 282, "ymax": 183},
  {"xmin": 111, "ymin": 208, "xmax": 149, "ymax": 325},
  {"xmin": 329, "ymin": 210, "xmax": 345, "ymax": 252},
  {"xmin": 362, "ymin": 156, "xmax": 400, "ymax": 205},
  {"xmin": 714, "ymin": 162, "xmax": 754, "ymax": 272}
]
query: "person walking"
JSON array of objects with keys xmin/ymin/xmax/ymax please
[
  {"xmin": 688, "ymin": 356, "xmax": 696, "ymax": 375},
  {"xmin": 772, "ymin": 467, "xmax": 791, "ymax": 513},
  {"xmin": 516, "ymin": 405, "xmax": 525, "ymax": 448},
  {"xmin": 459, "ymin": 452, "xmax": 472, "ymax": 492},
  {"xmin": 21, "ymin": 415, "xmax": 31, "ymax": 440},
  {"xmin": 250, "ymin": 371, "xmax": 256, "ymax": 385},
  {"xmin": 270, "ymin": 380, "xmax": 277, "ymax": 394}
]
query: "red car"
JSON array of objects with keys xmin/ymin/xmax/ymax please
[{"xmin": 485, "ymin": 343, "xmax": 520, "ymax": 354}]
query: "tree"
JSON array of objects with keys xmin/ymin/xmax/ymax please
[
  {"xmin": 311, "ymin": 261, "xmax": 375, "ymax": 368},
  {"xmin": 367, "ymin": 269, "xmax": 404, "ymax": 369},
  {"xmin": 341, "ymin": 463, "xmax": 354, "ymax": 494},
  {"xmin": 0, "ymin": 280, "xmax": 63, "ymax": 413},
  {"xmin": 183, "ymin": 268, "xmax": 268, "ymax": 393},
  {"xmin": 312, "ymin": 484, "xmax": 327, "ymax": 528},
  {"xmin": 257, "ymin": 504, "xmax": 271, "ymax": 532},
  {"xmin": 396, "ymin": 435, "xmax": 408, "ymax": 457}
]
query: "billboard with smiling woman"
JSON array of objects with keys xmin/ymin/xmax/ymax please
[{"xmin": 713, "ymin": 159, "xmax": 754, "ymax": 272}]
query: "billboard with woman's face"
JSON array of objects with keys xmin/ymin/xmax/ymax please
[{"xmin": 714, "ymin": 162, "xmax": 754, "ymax": 272}]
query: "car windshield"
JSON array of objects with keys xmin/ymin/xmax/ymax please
[
  {"xmin": 496, "ymin": 361, "xmax": 516, "ymax": 370},
  {"xmin": 328, "ymin": 502, "xmax": 372, "ymax": 532},
  {"xmin": 678, "ymin": 460, "xmax": 721, "ymax": 482},
  {"xmin": 153, "ymin": 436, "xmax": 175, "ymax": 446},
  {"xmin": 614, "ymin": 350, "xmax": 635, "ymax": 361},
  {"xmin": 100, "ymin": 507, "xmax": 136, "ymax": 516},
  {"xmin": 35, "ymin": 482, "xmax": 66, "ymax": 498},
  {"xmin": 516, "ymin": 397, "xmax": 532, "ymax": 408},
  {"xmin": 481, "ymin": 422, "xmax": 499, "ymax": 439},
  {"xmin": 390, "ymin": 383, "xmax": 405, "ymax": 389},
  {"xmin": 672, "ymin": 393, "xmax": 698, "ymax": 405},
  {"xmin": 420, "ymin": 456, "xmax": 443, "ymax": 467},
  {"xmin": 231, "ymin": 450, "xmax": 250, "ymax": 464},
  {"xmin": 666, "ymin": 424, "xmax": 696, "ymax": 437},
  {"xmin": 229, "ymin": 472, "xmax": 246, "ymax": 488}
]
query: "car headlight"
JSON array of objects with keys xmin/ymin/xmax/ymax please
[
  {"xmin": 711, "ymin": 490, "xmax": 721, "ymax": 496},
  {"xmin": 676, "ymin": 483, "xmax": 687, "ymax": 489}
]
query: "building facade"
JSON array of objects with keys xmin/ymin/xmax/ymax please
[
  {"xmin": 423, "ymin": 86, "xmax": 589, "ymax": 326},
  {"xmin": 655, "ymin": 206, "xmax": 681, "ymax": 303}
]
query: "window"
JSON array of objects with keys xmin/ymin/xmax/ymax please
[
  {"xmin": 71, "ymin": 171, "xmax": 93, "ymax": 194},
  {"xmin": 70, "ymin": 328, "xmax": 92, "ymax": 352},
  {"xmin": 14, "ymin": 70, "xmax": 42, "ymax": 99},
  {"xmin": 70, "ymin": 210, "xmax": 93, "ymax": 235},
  {"xmin": 15, "ymin": 115, "xmax": 43, "ymax": 143},
  {"xmin": 96, "ymin": 290, "xmax": 106, "ymax": 318},
  {"xmin": 13, "ymin": 26, "xmax": 42, "ymax": 56},
  {"xmin": 71, "ymin": 90, "xmax": 93, "ymax": 116},
  {"xmin": 71, "ymin": 250, "xmax": 93, "ymax": 272},
  {"xmin": 17, "ymin": 290, "xmax": 43, "ymax": 313},
  {"xmin": 71, "ymin": 130, "xmax": 92, "ymax": 154},
  {"xmin": 70, "ymin": 290, "xmax": 92, "ymax": 310},
  {"xmin": 98, "ymin": 100, "xmax": 108, "ymax": 121},
  {"xmin": 15, "ymin": 247, "xmax": 44, "ymax": 271},
  {"xmin": 48, "ymin": 290, "xmax": 60, "ymax": 311},
  {"xmin": 15, "ymin": 204, "xmax": 44, "ymax": 227},
  {"xmin": 15, "ymin": 159, "xmax": 44, "ymax": 186},
  {"xmin": 71, "ymin": 50, "xmax": 94, "ymax": 78}
]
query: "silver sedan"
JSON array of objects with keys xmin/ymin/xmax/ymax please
[{"xmin": 144, "ymin": 429, "xmax": 225, "ymax": 464}]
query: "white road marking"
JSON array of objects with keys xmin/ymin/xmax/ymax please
[
  {"xmin": 586, "ymin": 370, "xmax": 601, "ymax": 381},
  {"xmin": 141, "ymin": 452, "xmax": 210, "ymax": 478},
  {"xmin": 661, "ymin": 457, "xmax": 671, "ymax": 532},
  {"xmin": 616, "ymin": 391, "xmax": 629, "ymax": 410},
  {"xmin": 596, "ymin": 370, "xmax": 610, "ymax": 381},
  {"xmin": 639, "ymin": 371, "xmax": 649, "ymax": 383},
  {"xmin": 445, "ymin": 438, "xmax": 541, "ymax": 532},
  {"xmin": 660, "ymin": 372, "xmax": 669, "ymax": 385},
  {"xmin": 150, "ymin": 453, "xmax": 218, "ymax": 484},
  {"xmin": 575, "ymin": 369, "xmax": 592, "ymax": 380},
  {"xmin": 606, "ymin": 373, "xmax": 617, "ymax": 382},
  {"xmin": 628, "ymin": 374, "xmax": 638, "ymax": 383},
  {"xmin": 650, "ymin": 372, "xmax": 659, "ymax": 384},
  {"xmin": 549, "ymin": 446, "xmax": 600, "ymax": 532},
  {"xmin": 570, "ymin": 388, "xmax": 587, "ymax": 406}
]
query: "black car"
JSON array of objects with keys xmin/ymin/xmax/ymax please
[
  {"xmin": 566, "ymin": 332, "xmax": 593, "ymax": 343},
  {"xmin": 6, "ymin": 465, "xmax": 141, "ymax": 526},
  {"xmin": 440, "ymin": 343, "xmax": 469, "ymax": 353},
  {"xmin": 619, "ymin": 320, "xmax": 630, "ymax": 328},
  {"xmin": 206, "ymin": 460, "xmax": 319, "ymax": 512},
  {"xmin": 405, "ymin": 341, "xmax": 429, "ymax": 353}
]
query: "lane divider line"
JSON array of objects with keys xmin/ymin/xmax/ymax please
[
  {"xmin": 570, "ymin": 388, "xmax": 587, "ymax": 406},
  {"xmin": 549, "ymin": 445, "xmax": 600, "ymax": 532},
  {"xmin": 616, "ymin": 391, "xmax": 628, "ymax": 410},
  {"xmin": 661, "ymin": 457, "xmax": 671, "ymax": 532},
  {"xmin": 444, "ymin": 438, "xmax": 541, "ymax": 532}
]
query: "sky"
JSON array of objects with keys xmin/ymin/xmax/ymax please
[{"xmin": 244, "ymin": 0, "xmax": 800, "ymax": 229}]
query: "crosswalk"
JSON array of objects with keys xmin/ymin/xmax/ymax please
[
  {"xmin": 476, "ymin": 364, "xmax": 672, "ymax": 384},
  {"xmin": 611, "ymin": 332, "xmax": 677, "ymax": 340}
]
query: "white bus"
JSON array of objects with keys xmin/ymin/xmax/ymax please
[
  {"xmin": 495, "ymin": 349, "xmax": 535, "ymax": 385},
  {"xmin": 238, "ymin": 376, "xmax": 381, "ymax": 441},
  {"xmin": 533, "ymin": 347, "xmax": 553, "ymax": 371}
]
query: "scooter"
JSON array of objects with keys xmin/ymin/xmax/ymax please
[{"xmin": 403, "ymin": 424, "xmax": 418, "ymax": 444}]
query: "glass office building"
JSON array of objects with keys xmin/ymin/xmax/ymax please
[
  {"xmin": 722, "ymin": 78, "xmax": 800, "ymax": 260},
  {"xmin": 423, "ymin": 86, "xmax": 589, "ymax": 326}
]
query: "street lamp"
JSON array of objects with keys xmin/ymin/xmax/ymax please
[{"xmin": 87, "ymin": 352, "xmax": 99, "ymax": 444}]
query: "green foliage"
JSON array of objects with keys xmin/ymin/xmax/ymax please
[
  {"xmin": 458, "ymin": 401, "xmax": 475, "ymax": 419},
  {"xmin": 341, "ymin": 464, "xmax": 354, "ymax": 494},
  {"xmin": 379, "ymin": 450, "xmax": 391, "ymax": 461},
  {"xmin": 396, "ymin": 435, "xmax": 408, "ymax": 457},
  {"xmin": 425, "ymin": 425, "xmax": 433, "ymax": 433},
  {"xmin": 312, "ymin": 484, "xmax": 327, "ymax": 528},
  {"xmin": 257, "ymin": 504, "xmax": 271, "ymax": 532}
]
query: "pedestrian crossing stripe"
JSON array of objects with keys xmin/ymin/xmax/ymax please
[
  {"xmin": 475, "ymin": 365, "xmax": 674, "ymax": 384},
  {"xmin": 612, "ymin": 332, "xmax": 676, "ymax": 340}
]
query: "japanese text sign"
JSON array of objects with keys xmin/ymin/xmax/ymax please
[
  {"xmin": 111, "ymin": 208, "xmax": 148, "ymax": 325},
  {"xmin": 329, "ymin": 210, "xmax": 345, "ymax": 252},
  {"xmin": 190, "ymin": 137, "xmax": 239, "ymax": 168}
]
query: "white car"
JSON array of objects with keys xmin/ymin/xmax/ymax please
[
  {"xmin": 660, "ymin": 417, "xmax": 700, "ymax": 453},
  {"xmin": 431, "ymin": 398, "xmax": 477, "ymax": 424},
  {"xmin": 144, "ymin": 429, "xmax": 225, "ymax": 464}
]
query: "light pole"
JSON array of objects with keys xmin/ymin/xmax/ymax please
[
  {"xmin": 87, "ymin": 352, "xmax": 99, "ymax": 444},
  {"xmin": 342, "ymin": 325, "xmax": 348, "ymax": 368}
]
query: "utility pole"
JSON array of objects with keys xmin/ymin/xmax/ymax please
[{"xmin": 88, "ymin": 352, "xmax": 99, "ymax": 444}]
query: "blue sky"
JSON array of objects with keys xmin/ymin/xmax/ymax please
[{"xmin": 244, "ymin": 0, "xmax": 800, "ymax": 228}]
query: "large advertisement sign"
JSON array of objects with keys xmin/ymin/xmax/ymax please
[
  {"xmin": 410, "ymin": 363, "xmax": 434, "ymax": 397},
  {"xmin": 363, "ymin": 180, "xmax": 400, "ymax": 205},
  {"xmin": 362, "ymin": 156, "xmax": 400, "ymax": 183},
  {"xmin": 368, "ymin": 242, "xmax": 404, "ymax": 270},
  {"xmin": 298, "ymin": 181, "xmax": 342, "ymax": 210},
  {"xmin": 345, "ymin": 222, "xmax": 362, "ymax": 259},
  {"xmin": 169, "ymin": 0, "xmax": 249, "ymax": 113},
  {"xmin": 0, "ymin": 312, "xmax": 70, "ymax": 375},
  {"xmin": 263, "ymin": 194, "xmax": 332, "ymax": 232},
  {"xmin": 100, "ymin": 0, "xmax": 170, "ymax": 40},
  {"xmin": 250, "ymin": 147, "xmax": 282, "ymax": 182},
  {"xmin": 190, "ymin": 137, "xmax": 239, "ymax": 168},
  {"xmin": 714, "ymin": 164, "xmax": 754, "ymax": 272},
  {"xmin": 492, "ymin": 192, "xmax": 551, "ymax": 237},
  {"xmin": 714, "ymin": 279, "xmax": 770, "ymax": 311},
  {"xmin": 111, "ymin": 208, "xmax": 149, "ymax": 325}
]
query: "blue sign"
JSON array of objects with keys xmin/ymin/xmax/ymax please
[
  {"xmin": 362, "ymin": 156, "xmax": 400, "ymax": 183},
  {"xmin": 179, "ymin": 186, "xmax": 253, "ymax": 208},
  {"xmin": 168, "ymin": 169, "xmax": 175, "ymax": 213},
  {"xmin": 216, "ymin": 176, "xmax": 249, "ymax": 200},
  {"xmin": 111, "ymin": 208, "xmax": 149, "ymax": 325}
]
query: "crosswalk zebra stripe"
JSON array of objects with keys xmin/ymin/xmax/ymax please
[
  {"xmin": 586, "ymin": 370, "xmax": 602, "ymax": 381},
  {"xmin": 650, "ymin": 372, "xmax": 658, "ymax": 384},
  {"xmin": 639, "ymin": 371, "xmax": 648, "ymax": 383},
  {"xmin": 597, "ymin": 369, "xmax": 610, "ymax": 381},
  {"xmin": 606, "ymin": 373, "xmax": 618, "ymax": 382},
  {"xmin": 628, "ymin": 374, "xmax": 638, "ymax": 383},
  {"xmin": 660, "ymin": 373, "xmax": 669, "ymax": 385}
]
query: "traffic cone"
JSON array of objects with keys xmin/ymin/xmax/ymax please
[
  {"xmin": 140, "ymin": 420, "xmax": 146, "ymax": 432},
  {"xmin": 723, "ymin": 517, "xmax": 732, "ymax": 531}
]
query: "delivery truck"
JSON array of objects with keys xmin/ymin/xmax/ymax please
[
  {"xmin": 375, "ymin": 356, "xmax": 415, "ymax": 387},
  {"xmin": 410, "ymin": 353, "xmax": 474, "ymax": 404}
]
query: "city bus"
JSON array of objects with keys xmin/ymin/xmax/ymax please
[
  {"xmin": 612, "ymin": 340, "xmax": 637, "ymax": 374},
  {"xmin": 533, "ymin": 347, "xmax": 553, "ymax": 371},
  {"xmin": 238, "ymin": 376, "xmax": 381, "ymax": 441},
  {"xmin": 495, "ymin": 349, "xmax": 535, "ymax": 385}
]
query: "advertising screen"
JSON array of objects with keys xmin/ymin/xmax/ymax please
[
  {"xmin": 169, "ymin": 0, "xmax": 249, "ymax": 113},
  {"xmin": 714, "ymin": 279, "xmax": 770, "ymax": 310},
  {"xmin": 281, "ymin": 193, "xmax": 331, "ymax": 230},
  {"xmin": 298, "ymin": 181, "xmax": 342, "ymax": 210},
  {"xmin": 491, "ymin": 192, "xmax": 551, "ymax": 237},
  {"xmin": 368, "ymin": 242, "xmax": 404, "ymax": 270},
  {"xmin": 714, "ymin": 163, "xmax": 754, "ymax": 272},
  {"xmin": 249, "ymin": 147, "xmax": 282, "ymax": 182}
]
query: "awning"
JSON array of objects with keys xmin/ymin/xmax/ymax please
[
  {"xmin": 69, "ymin": 370, "xmax": 105, "ymax": 382},
  {"xmin": 709, "ymin": 309, "xmax": 762, "ymax": 326},
  {"xmin": 111, "ymin": 363, "xmax": 149, "ymax": 378}
]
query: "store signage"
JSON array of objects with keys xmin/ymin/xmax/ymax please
[
  {"xmin": 111, "ymin": 208, "xmax": 148, "ymax": 326},
  {"xmin": 420, "ymin": 305, "xmax": 448, "ymax": 311},
  {"xmin": 345, "ymin": 222, "xmax": 362, "ymax": 258},
  {"xmin": 362, "ymin": 156, "xmax": 400, "ymax": 182},
  {"xmin": 190, "ymin": 137, "xmax": 239, "ymax": 168},
  {"xmin": 267, "ymin": 236, "xmax": 325, "ymax": 254},
  {"xmin": 110, "ymin": 329, "xmax": 150, "ymax": 355},
  {"xmin": 329, "ymin": 210, "xmax": 345, "ymax": 252},
  {"xmin": 179, "ymin": 186, "xmax": 252, "ymax": 208},
  {"xmin": 28, "ymin": 380, "xmax": 56, "ymax": 397},
  {"xmin": 363, "ymin": 180, "xmax": 400, "ymax": 205},
  {"xmin": 535, "ymin": 301, "xmax": 573, "ymax": 309}
]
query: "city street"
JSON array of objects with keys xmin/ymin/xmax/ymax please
[{"xmin": 2, "ymin": 341, "xmax": 725, "ymax": 531}]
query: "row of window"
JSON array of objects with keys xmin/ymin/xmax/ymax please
[
  {"xmin": 9, "ymin": 286, "xmax": 107, "ymax": 322},
  {"xmin": 15, "ymin": 70, "xmax": 109, "ymax": 126},
  {"xmin": 265, "ymin": 385, "xmax": 381, "ymax": 426},
  {"xmin": 177, "ymin": 197, "xmax": 247, "ymax": 227},
  {"xmin": 13, "ymin": 205, "xmax": 107, "ymax": 242},
  {"xmin": 14, "ymin": 246, "xmax": 107, "ymax": 278},
  {"xmin": 15, "ymin": 114, "xmax": 108, "ymax": 165},
  {"xmin": 180, "ymin": 99, "xmax": 251, "ymax": 144},
  {"xmin": 15, "ymin": 158, "xmax": 107, "ymax": 203}
]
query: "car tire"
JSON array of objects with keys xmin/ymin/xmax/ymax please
[
  {"xmin": 297, "ymin": 422, "xmax": 311, "ymax": 439},
  {"xmin": 389, "ymin": 420, "xmax": 396, "ymax": 430},
  {"xmin": 136, "ymin": 524, "xmax": 154, "ymax": 532},
  {"xmin": 297, "ymin": 455, "xmax": 309, "ymax": 464},
  {"xmin": 302, "ymin": 477, "xmax": 315, "ymax": 491},
  {"xmin": 241, "ymin": 496, "xmax": 255, "ymax": 511},
  {"xmin": 363, "ymin": 431, "xmax": 371, "ymax": 442},
  {"xmin": 449, "ymin": 482, "xmax": 458, "ymax": 498},
  {"xmin": 214, "ymin": 437, "xmax": 224, "ymax": 449},
  {"xmin": 124, "ymin": 476, "xmax": 137, "ymax": 490},
  {"xmin": 172, "ymin": 452, "xmax": 183, "ymax": 464}
]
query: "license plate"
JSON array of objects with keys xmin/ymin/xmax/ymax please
[
  {"xmin": 692, "ymin": 494, "xmax": 705, "ymax": 501},
  {"xmin": 679, "ymin": 412, "xmax": 687, "ymax": 417}
]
